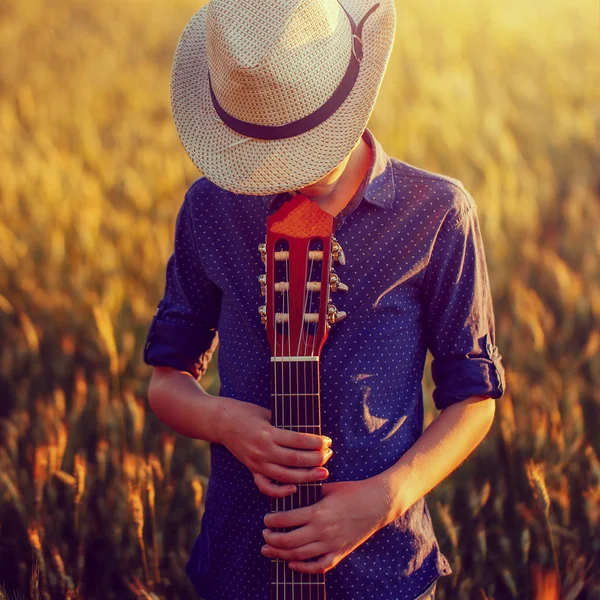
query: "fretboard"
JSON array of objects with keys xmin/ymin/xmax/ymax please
[{"xmin": 269, "ymin": 357, "xmax": 326, "ymax": 600}]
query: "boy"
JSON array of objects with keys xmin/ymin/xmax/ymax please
[{"xmin": 143, "ymin": 0, "xmax": 506, "ymax": 598}]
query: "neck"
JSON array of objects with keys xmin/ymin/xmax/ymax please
[{"xmin": 300, "ymin": 136, "xmax": 373, "ymax": 217}]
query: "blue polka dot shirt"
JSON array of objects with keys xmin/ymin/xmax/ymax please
[{"xmin": 143, "ymin": 127, "xmax": 506, "ymax": 600}]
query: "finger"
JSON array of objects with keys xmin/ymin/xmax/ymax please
[
  {"xmin": 273, "ymin": 428, "xmax": 332, "ymax": 451},
  {"xmin": 262, "ymin": 541, "xmax": 327, "ymax": 562},
  {"xmin": 253, "ymin": 473, "xmax": 296, "ymax": 498},
  {"xmin": 265, "ymin": 463, "xmax": 329, "ymax": 484},
  {"xmin": 263, "ymin": 505, "xmax": 313, "ymax": 529},
  {"xmin": 273, "ymin": 446, "xmax": 333, "ymax": 468},
  {"xmin": 262, "ymin": 524, "xmax": 319, "ymax": 549},
  {"xmin": 288, "ymin": 552, "xmax": 338, "ymax": 574}
]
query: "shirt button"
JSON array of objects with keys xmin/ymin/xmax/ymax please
[{"xmin": 485, "ymin": 333, "xmax": 494, "ymax": 356}]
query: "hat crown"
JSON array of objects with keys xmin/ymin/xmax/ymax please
[
  {"xmin": 206, "ymin": 0, "xmax": 352, "ymax": 126},
  {"xmin": 206, "ymin": 0, "xmax": 303, "ymax": 70}
]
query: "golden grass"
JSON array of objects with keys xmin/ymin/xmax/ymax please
[{"xmin": 0, "ymin": 0, "xmax": 598, "ymax": 597}]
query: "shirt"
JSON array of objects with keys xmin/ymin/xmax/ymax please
[{"xmin": 143, "ymin": 127, "xmax": 506, "ymax": 600}]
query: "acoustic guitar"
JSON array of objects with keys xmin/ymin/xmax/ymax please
[{"xmin": 257, "ymin": 193, "xmax": 348, "ymax": 600}]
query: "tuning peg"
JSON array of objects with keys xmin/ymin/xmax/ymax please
[
  {"xmin": 329, "ymin": 272, "xmax": 349, "ymax": 293},
  {"xmin": 258, "ymin": 305, "xmax": 267, "ymax": 326},
  {"xmin": 326, "ymin": 303, "xmax": 347, "ymax": 325},
  {"xmin": 332, "ymin": 238, "xmax": 346, "ymax": 266},
  {"xmin": 258, "ymin": 274, "xmax": 266, "ymax": 296},
  {"xmin": 258, "ymin": 243, "xmax": 267, "ymax": 264}
]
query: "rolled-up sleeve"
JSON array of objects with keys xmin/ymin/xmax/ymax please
[
  {"xmin": 143, "ymin": 194, "xmax": 221, "ymax": 380},
  {"xmin": 421, "ymin": 192, "xmax": 506, "ymax": 411}
]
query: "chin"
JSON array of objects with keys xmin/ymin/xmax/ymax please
[{"xmin": 301, "ymin": 180, "xmax": 338, "ymax": 194}]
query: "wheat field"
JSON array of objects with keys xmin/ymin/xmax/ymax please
[{"xmin": 0, "ymin": 0, "xmax": 598, "ymax": 598}]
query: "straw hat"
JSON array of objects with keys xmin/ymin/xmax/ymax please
[{"xmin": 170, "ymin": 0, "xmax": 396, "ymax": 196}]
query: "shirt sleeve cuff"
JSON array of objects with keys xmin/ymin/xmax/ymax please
[
  {"xmin": 143, "ymin": 317, "xmax": 218, "ymax": 380},
  {"xmin": 431, "ymin": 336, "xmax": 506, "ymax": 411}
]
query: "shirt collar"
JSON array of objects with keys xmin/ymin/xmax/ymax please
[
  {"xmin": 361, "ymin": 127, "xmax": 395, "ymax": 209},
  {"xmin": 263, "ymin": 127, "xmax": 395, "ymax": 211}
]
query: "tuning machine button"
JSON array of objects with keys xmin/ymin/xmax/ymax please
[
  {"xmin": 332, "ymin": 238, "xmax": 346, "ymax": 266},
  {"xmin": 329, "ymin": 272, "xmax": 349, "ymax": 293},
  {"xmin": 258, "ymin": 305, "xmax": 267, "ymax": 326},
  {"xmin": 326, "ymin": 303, "xmax": 347, "ymax": 325},
  {"xmin": 258, "ymin": 243, "xmax": 267, "ymax": 265},
  {"xmin": 258, "ymin": 274, "xmax": 266, "ymax": 296}
]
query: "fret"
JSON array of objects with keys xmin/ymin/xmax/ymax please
[
  {"xmin": 271, "ymin": 559, "xmax": 326, "ymax": 598},
  {"xmin": 272, "ymin": 558, "xmax": 325, "ymax": 570},
  {"xmin": 271, "ymin": 484, "xmax": 323, "ymax": 514},
  {"xmin": 271, "ymin": 582, "xmax": 326, "ymax": 585},
  {"xmin": 271, "ymin": 397, "xmax": 319, "ymax": 430},
  {"xmin": 271, "ymin": 362, "xmax": 320, "ymax": 395},
  {"xmin": 295, "ymin": 482, "xmax": 324, "ymax": 486},
  {"xmin": 279, "ymin": 382, "xmax": 318, "ymax": 396},
  {"xmin": 272, "ymin": 392, "xmax": 320, "ymax": 396},
  {"xmin": 271, "ymin": 356, "xmax": 320, "ymax": 362},
  {"xmin": 274, "ymin": 425, "xmax": 321, "ymax": 430}
]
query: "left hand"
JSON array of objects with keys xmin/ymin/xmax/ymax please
[{"xmin": 261, "ymin": 476, "xmax": 396, "ymax": 574}]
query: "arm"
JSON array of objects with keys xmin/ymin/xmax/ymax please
[
  {"xmin": 261, "ymin": 395, "xmax": 495, "ymax": 573},
  {"xmin": 144, "ymin": 193, "xmax": 333, "ymax": 495},
  {"xmin": 373, "ymin": 394, "xmax": 496, "ymax": 524},
  {"xmin": 262, "ymin": 191, "xmax": 506, "ymax": 573},
  {"xmin": 148, "ymin": 364, "xmax": 234, "ymax": 444},
  {"xmin": 148, "ymin": 365, "xmax": 333, "ymax": 496}
]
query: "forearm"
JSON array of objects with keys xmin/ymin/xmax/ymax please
[
  {"xmin": 147, "ymin": 366, "xmax": 236, "ymax": 444},
  {"xmin": 374, "ymin": 395, "xmax": 496, "ymax": 524}
]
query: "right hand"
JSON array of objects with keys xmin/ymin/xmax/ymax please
[{"xmin": 217, "ymin": 397, "xmax": 334, "ymax": 498}]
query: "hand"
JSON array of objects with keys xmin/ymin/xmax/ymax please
[
  {"xmin": 217, "ymin": 397, "xmax": 334, "ymax": 498},
  {"xmin": 261, "ymin": 476, "xmax": 394, "ymax": 574}
]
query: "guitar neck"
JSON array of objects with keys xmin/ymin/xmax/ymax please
[{"xmin": 269, "ymin": 356, "xmax": 326, "ymax": 600}]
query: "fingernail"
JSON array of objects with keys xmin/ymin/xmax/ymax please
[
  {"xmin": 262, "ymin": 529, "xmax": 270, "ymax": 536},
  {"xmin": 319, "ymin": 468, "xmax": 329, "ymax": 478},
  {"xmin": 324, "ymin": 437, "xmax": 332, "ymax": 447}
]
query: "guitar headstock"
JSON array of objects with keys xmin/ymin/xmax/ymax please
[{"xmin": 258, "ymin": 194, "xmax": 349, "ymax": 358}]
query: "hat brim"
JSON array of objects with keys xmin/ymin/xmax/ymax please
[{"xmin": 170, "ymin": 0, "xmax": 396, "ymax": 196}]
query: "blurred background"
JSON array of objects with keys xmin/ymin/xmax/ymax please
[{"xmin": 0, "ymin": 0, "xmax": 598, "ymax": 598}]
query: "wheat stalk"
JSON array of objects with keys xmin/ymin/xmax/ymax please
[
  {"xmin": 73, "ymin": 454, "xmax": 86, "ymax": 532},
  {"xmin": 145, "ymin": 462, "xmax": 161, "ymax": 586},
  {"xmin": 27, "ymin": 526, "xmax": 48, "ymax": 599},
  {"xmin": 525, "ymin": 460, "xmax": 561, "ymax": 594},
  {"xmin": 129, "ymin": 481, "xmax": 149, "ymax": 585}
]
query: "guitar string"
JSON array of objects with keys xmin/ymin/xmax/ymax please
[
  {"xmin": 307, "ymin": 240, "xmax": 320, "ymax": 597},
  {"xmin": 301, "ymin": 243, "xmax": 317, "ymax": 599},
  {"xmin": 310, "ymin": 245, "xmax": 318, "ymax": 600},
  {"xmin": 309, "ymin": 247, "xmax": 318, "ymax": 595},
  {"xmin": 309, "ymin": 238, "xmax": 327, "ymax": 591},
  {"xmin": 288, "ymin": 250, "xmax": 296, "ymax": 600},
  {"xmin": 280, "ymin": 242, "xmax": 291, "ymax": 598},
  {"xmin": 279, "ymin": 244, "xmax": 286, "ymax": 600},
  {"xmin": 295, "ymin": 246, "xmax": 303, "ymax": 593},
  {"xmin": 272, "ymin": 239, "xmax": 281, "ymax": 600}
]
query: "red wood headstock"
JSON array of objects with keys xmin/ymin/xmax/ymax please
[{"xmin": 258, "ymin": 194, "xmax": 348, "ymax": 358}]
